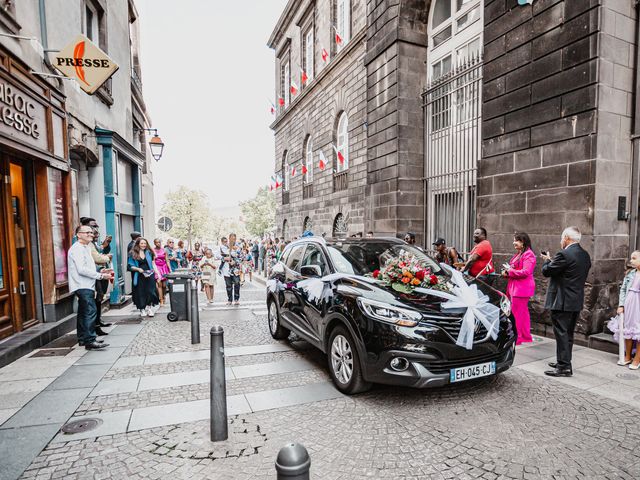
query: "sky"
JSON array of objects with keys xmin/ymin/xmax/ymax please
[{"xmin": 136, "ymin": 0, "xmax": 288, "ymax": 217}]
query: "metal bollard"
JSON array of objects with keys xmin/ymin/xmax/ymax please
[
  {"xmin": 185, "ymin": 277, "xmax": 192, "ymax": 323},
  {"xmin": 210, "ymin": 325, "xmax": 228, "ymax": 441},
  {"xmin": 275, "ymin": 443, "xmax": 310, "ymax": 480},
  {"xmin": 190, "ymin": 280, "xmax": 200, "ymax": 344}
]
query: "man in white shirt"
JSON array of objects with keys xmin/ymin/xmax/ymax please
[{"xmin": 68, "ymin": 226, "xmax": 114, "ymax": 350}]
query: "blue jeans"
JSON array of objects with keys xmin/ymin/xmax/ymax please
[{"xmin": 76, "ymin": 289, "xmax": 97, "ymax": 344}]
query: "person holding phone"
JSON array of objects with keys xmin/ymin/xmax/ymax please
[
  {"xmin": 501, "ymin": 232, "xmax": 536, "ymax": 345},
  {"xmin": 541, "ymin": 226, "xmax": 591, "ymax": 377}
]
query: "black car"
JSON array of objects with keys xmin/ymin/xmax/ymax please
[{"xmin": 266, "ymin": 237, "xmax": 516, "ymax": 394}]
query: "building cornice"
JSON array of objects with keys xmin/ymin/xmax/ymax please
[
  {"xmin": 267, "ymin": 0, "xmax": 315, "ymax": 49},
  {"xmin": 269, "ymin": 28, "xmax": 366, "ymax": 131}
]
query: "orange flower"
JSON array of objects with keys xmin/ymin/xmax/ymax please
[
  {"xmin": 401, "ymin": 277, "xmax": 411, "ymax": 284},
  {"xmin": 411, "ymin": 278, "xmax": 420, "ymax": 285}
]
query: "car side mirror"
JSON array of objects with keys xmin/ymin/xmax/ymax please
[
  {"xmin": 272, "ymin": 262, "xmax": 285, "ymax": 275},
  {"xmin": 300, "ymin": 265, "xmax": 322, "ymax": 278}
]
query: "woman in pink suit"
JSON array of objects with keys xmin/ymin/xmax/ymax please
[{"xmin": 501, "ymin": 232, "xmax": 537, "ymax": 345}]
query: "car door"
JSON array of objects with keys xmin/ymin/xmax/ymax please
[
  {"xmin": 298, "ymin": 243, "xmax": 330, "ymax": 341},
  {"xmin": 280, "ymin": 243, "xmax": 306, "ymax": 327}
]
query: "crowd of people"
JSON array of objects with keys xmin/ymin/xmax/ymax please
[{"xmin": 66, "ymin": 220, "xmax": 638, "ymax": 372}]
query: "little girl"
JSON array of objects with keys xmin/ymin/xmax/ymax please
[
  {"xmin": 608, "ymin": 250, "xmax": 640, "ymax": 369},
  {"xmin": 199, "ymin": 248, "xmax": 217, "ymax": 304}
]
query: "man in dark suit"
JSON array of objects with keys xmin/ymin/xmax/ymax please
[{"xmin": 541, "ymin": 226, "xmax": 591, "ymax": 377}]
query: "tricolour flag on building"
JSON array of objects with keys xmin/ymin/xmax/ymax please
[
  {"xmin": 301, "ymin": 70, "xmax": 308, "ymax": 85},
  {"xmin": 290, "ymin": 81, "xmax": 299, "ymax": 96},
  {"xmin": 291, "ymin": 165, "xmax": 297, "ymax": 177},
  {"xmin": 301, "ymin": 164, "xmax": 308, "ymax": 175},
  {"xmin": 335, "ymin": 32, "xmax": 343, "ymax": 45},
  {"xmin": 333, "ymin": 144, "xmax": 345, "ymax": 165},
  {"xmin": 278, "ymin": 97, "xmax": 285, "ymax": 107},
  {"xmin": 321, "ymin": 48, "xmax": 329, "ymax": 63},
  {"xmin": 318, "ymin": 150, "xmax": 328, "ymax": 170}
]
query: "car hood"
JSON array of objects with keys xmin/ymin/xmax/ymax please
[{"xmin": 333, "ymin": 271, "xmax": 505, "ymax": 315}]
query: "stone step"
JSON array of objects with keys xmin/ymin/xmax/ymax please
[{"xmin": 587, "ymin": 332, "xmax": 618, "ymax": 355}]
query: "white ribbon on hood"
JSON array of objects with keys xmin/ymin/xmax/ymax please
[
  {"xmin": 297, "ymin": 273, "xmax": 344, "ymax": 303},
  {"xmin": 266, "ymin": 278, "xmax": 284, "ymax": 293},
  {"xmin": 414, "ymin": 267, "xmax": 500, "ymax": 350}
]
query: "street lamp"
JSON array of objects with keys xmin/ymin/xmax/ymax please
[{"xmin": 135, "ymin": 127, "xmax": 165, "ymax": 161}]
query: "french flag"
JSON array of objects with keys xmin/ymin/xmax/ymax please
[
  {"xmin": 318, "ymin": 150, "xmax": 328, "ymax": 170},
  {"xmin": 333, "ymin": 145, "xmax": 345, "ymax": 165}
]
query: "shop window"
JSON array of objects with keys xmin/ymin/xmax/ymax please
[{"xmin": 47, "ymin": 168, "xmax": 68, "ymax": 284}]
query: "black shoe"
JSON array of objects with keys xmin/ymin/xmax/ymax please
[
  {"xmin": 85, "ymin": 342, "xmax": 108, "ymax": 350},
  {"xmin": 544, "ymin": 368, "xmax": 572, "ymax": 377},
  {"xmin": 548, "ymin": 362, "xmax": 573, "ymax": 374},
  {"xmin": 79, "ymin": 339, "xmax": 104, "ymax": 346},
  {"xmin": 98, "ymin": 321, "xmax": 113, "ymax": 328},
  {"xmin": 95, "ymin": 328, "xmax": 109, "ymax": 336}
]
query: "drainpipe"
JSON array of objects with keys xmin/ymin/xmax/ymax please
[
  {"xmin": 630, "ymin": 1, "xmax": 640, "ymax": 250},
  {"xmin": 37, "ymin": 0, "xmax": 53, "ymax": 69}
]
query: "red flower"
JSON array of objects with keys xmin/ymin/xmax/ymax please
[
  {"xmin": 429, "ymin": 275, "xmax": 438, "ymax": 285},
  {"xmin": 373, "ymin": 269, "xmax": 380, "ymax": 279},
  {"xmin": 415, "ymin": 269, "xmax": 426, "ymax": 281}
]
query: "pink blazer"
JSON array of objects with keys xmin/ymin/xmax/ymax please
[{"xmin": 507, "ymin": 248, "xmax": 536, "ymax": 298}]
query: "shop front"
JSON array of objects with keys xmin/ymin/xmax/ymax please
[{"xmin": 0, "ymin": 47, "xmax": 72, "ymax": 341}]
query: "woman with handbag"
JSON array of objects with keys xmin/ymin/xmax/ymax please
[
  {"xmin": 501, "ymin": 232, "xmax": 537, "ymax": 345},
  {"xmin": 608, "ymin": 250, "xmax": 640, "ymax": 369},
  {"xmin": 128, "ymin": 238, "xmax": 160, "ymax": 317}
]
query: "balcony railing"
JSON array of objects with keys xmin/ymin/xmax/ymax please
[
  {"xmin": 303, "ymin": 183, "xmax": 313, "ymax": 199},
  {"xmin": 282, "ymin": 191, "xmax": 290, "ymax": 205},
  {"xmin": 333, "ymin": 171, "xmax": 348, "ymax": 192}
]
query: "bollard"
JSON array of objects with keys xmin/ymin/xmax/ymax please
[
  {"xmin": 275, "ymin": 443, "xmax": 310, "ymax": 480},
  {"xmin": 210, "ymin": 325, "xmax": 228, "ymax": 441},
  {"xmin": 185, "ymin": 276, "xmax": 192, "ymax": 323},
  {"xmin": 190, "ymin": 280, "xmax": 200, "ymax": 344}
]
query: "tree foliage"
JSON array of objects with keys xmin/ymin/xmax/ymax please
[
  {"xmin": 158, "ymin": 186, "xmax": 213, "ymax": 246},
  {"xmin": 240, "ymin": 187, "xmax": 276, "ymax": 237}
]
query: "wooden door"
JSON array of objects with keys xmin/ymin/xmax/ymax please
[
  {"xmin": 0, "ymin": 157, "xmax": 37, "ymax": 337},
  {"xmin": 0, "ymin": 159, "xmax": 13, "ymax": 339}
]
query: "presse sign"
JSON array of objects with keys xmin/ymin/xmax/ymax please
[{"xmin": 53, "ymin": 35, "xmax": 119, "ymax": 94}]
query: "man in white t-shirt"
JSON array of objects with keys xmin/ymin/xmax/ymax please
[{"xmin": 67, "ymin": 226, "xmax": 114, "ymax": 350}]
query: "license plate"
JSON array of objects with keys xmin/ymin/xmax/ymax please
[{"xmin": 450, "ymin": 361, "xmax": 496, "ymax": 383}]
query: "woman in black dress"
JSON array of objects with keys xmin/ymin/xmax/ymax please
[{"xmin": 127, "ymin": 237, "xmax": 159, "ymax": 317}]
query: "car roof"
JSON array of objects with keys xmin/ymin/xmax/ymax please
[{"xmin": 286, "ymin": 236, "xmax": 405, "ymax": 248}]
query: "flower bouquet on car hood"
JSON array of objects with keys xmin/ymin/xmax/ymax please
[{"xmin": 371, "ymin": 254, "xmax": 450, "ymax": 294}]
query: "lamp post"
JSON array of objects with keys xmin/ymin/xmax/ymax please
[{"xmin": 135, "ymin": 127, "xmax": 165, "ymax": 161}]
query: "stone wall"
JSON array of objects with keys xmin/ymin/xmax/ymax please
[
  {"xmin": 480, "ymin": 0, "xmax": 637, "ymax": 340},
  {"xmin": 364, "ymin": 0, "xmax": 430, "ymax": 241},
  {"xmin": 271, "ymin": 0, "xmax": 368, "ymax": 238}
]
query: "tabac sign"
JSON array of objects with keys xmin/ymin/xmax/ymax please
[{"xmin": 53, "ymin": 35, "xmax": 119, "ymax": 94}]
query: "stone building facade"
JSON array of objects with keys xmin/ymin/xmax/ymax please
[{"xmin": 269, "ymin": 0, "xmax": 640, "ymax": 344}]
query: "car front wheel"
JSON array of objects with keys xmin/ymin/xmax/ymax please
[
  {"xmin": 327, "ymin": 325, "xmax": 371, "ymax": 395},
  {"xmin": 267, "ymin": 298, "xmax": 290, "ymax": 340}
]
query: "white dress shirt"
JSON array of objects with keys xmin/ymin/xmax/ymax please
[{"xmin": 68, "ymin": 242, "xmax": 103, "ymax": 293}]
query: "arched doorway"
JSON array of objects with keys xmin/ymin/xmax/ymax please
[
  {"xmin": 302, "ymin": 216, "xmax": 312, "ymax": 234},
  {"xmin": 332, "ymin": 213, "xmax": 348, "ymax": 238}
]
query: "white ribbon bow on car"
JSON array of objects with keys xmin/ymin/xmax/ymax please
[{"xmin": 415, "ymin": 267, "xmax": 500, "ymax": 350}]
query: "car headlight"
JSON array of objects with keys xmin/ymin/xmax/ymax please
[
  {"xmin": 357, "ymin": 298, "xmax": 421, "ymax": 327},
  {"xmin": 500, "ymin": 296, "xmax": 511, "ymax": 317}
]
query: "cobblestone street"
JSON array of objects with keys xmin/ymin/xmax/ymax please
[{"xmin": 2, "ymin": 277, "xmax": 640, "ymax": 480}]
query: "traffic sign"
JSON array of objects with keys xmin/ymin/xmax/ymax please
[{"xmin": 157, "ymin": 216, "xmax": 173, "ymax": 232}]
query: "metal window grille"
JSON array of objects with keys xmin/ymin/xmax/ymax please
[{"xmin": 423, "ymin": 55, "xmax": 482, "ymax": 255}]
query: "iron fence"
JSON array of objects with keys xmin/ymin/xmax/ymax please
[{"xmin": 423, "ymin": 56, "xmax": 482, "ymax": 255}]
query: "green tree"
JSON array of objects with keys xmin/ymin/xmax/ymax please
[
  {"xmin": 240, "ymin": 187, "xmax": 276, "ymax": 237},
  {"xmin": 159, "ymin": 186, "xmax": 213, "ymax": 247}
]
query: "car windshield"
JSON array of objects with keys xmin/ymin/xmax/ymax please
[{"xmin": 326, "ymin": 242, "xmax": 442, "ymax": 276}]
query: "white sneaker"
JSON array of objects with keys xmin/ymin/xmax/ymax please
[
  {"xmin": 140, "ymin": 309, "xmax": 147, "ymax": 317},
  {"xmin": 146, "ymin": 306, "xmax": 155, "ymax": 317}
]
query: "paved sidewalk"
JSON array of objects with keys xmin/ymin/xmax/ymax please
[{"xmin": 0, "ymin": 276, "xmax": 639, "ymax": 479}]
